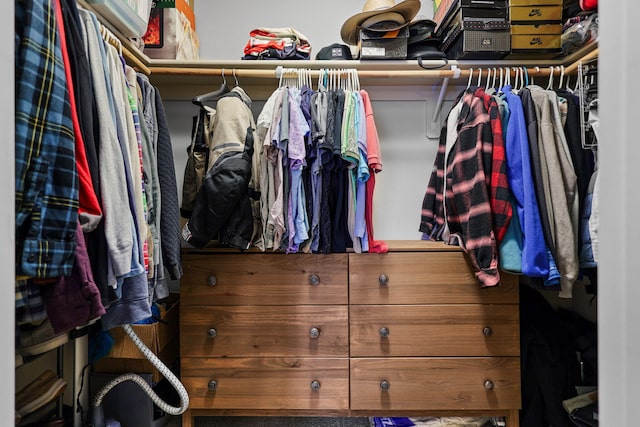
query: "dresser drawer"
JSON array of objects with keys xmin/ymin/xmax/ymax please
[
  {"xmin": 181, "ymin": 306, "xmax": 349, "ymax": 357},
  {"xmin": 350, "ymin": 304, "xmax": 519, "ymax": 357},
  {"xmin": 182, "ymin": 357, "xmax": 349, "ymax": 410},
  {"xmin": 181, "ymin": 253, "xmax": 348, "ymax": 306},
  {"xmin": 350, "ymin": 357, "xmax": 521, "ymax": 410},
  {"xmin": 349, "ymin": 253, "xmax": 519, "ymax": 305}
]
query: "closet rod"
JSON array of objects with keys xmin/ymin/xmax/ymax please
[
  {"xmin": 122, "ymin": 45, "xmax": 151, "ymax": 76},
  {"xmin": 150, "ymin": 48, "xmax": 598, "ymax": 80}
]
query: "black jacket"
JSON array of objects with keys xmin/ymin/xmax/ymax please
[{"xmin": 182, "ymin": 89, "xmax": 257, "ymax": 249}]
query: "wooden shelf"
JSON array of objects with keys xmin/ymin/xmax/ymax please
[
  {"xmin": 146, "ymin": 43, "xmax": 597, "ymax": 100},
  {"xmin": 76, "ymin": 0, "xmax": 597, "ymax": 101}
]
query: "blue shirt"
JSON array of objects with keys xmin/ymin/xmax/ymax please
[{"xmin": 502, "ymin": 86, "xmax": 549, "ymax": 277}]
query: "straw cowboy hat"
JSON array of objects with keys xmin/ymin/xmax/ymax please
[{"xmin": 340, "ymin": 0, "xmax": 422, "ymax": 45}]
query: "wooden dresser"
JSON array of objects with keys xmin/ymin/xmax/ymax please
[{"xmin": 179, "ymin": 241, "xmax": 521, "ymax": 427}]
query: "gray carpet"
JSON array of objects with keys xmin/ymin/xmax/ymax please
[{"xmin": 166, "ymin": 416, "xmax": 372, "ymax": 426}]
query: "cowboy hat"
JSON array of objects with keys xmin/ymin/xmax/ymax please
[{"xmin": 340, "ymin": 0, "xmax": 422, "ymax": 45}]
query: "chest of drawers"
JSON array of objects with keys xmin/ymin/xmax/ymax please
[{"xmin": 179, "ymin": 241, "xmax": 521, "ymax": 427}]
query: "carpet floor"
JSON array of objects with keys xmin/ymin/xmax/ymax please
[{"xmin": 166, "ymin": 416, "xmax": 372, "ymax": 426}]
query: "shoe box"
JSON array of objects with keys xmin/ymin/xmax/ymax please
[
  {"xmin": 508, "ymin": 0, "xmax": 564, "ymax": 58},
  {"xmin": 434, "ymin": 0, "xmax": 511, "ymax": 60},
  {"xmin": 434, "ymin": 0, "xmax": 565, "ymax": 59}
]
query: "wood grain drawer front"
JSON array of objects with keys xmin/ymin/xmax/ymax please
[
  {"xmin": 350, "ymin": 305, "xmax": 520, "ymax": 357},
  {"xmin": 350, "ymin": 357, "xmax": 521, "ymax": 411},
  {"xmin": 181, "ymin": 357, "xmax": 349, "ymax": 410},
  {"xmin": 349, "ymin": 253, "xmax": 519, "ymax": 305},
  {"xmin": 181, "ymin": 253, "xmax": 348, "ymax": 306},
  {"xmin": 181, "ymin": 306, "xmax": 349, "ymax": 357}
]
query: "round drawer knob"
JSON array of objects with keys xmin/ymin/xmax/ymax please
[
  {"xmin": 309, "ymin": 327, "xmax": 321, "ymax": 339},
  {"xmin": 207, "ymin": 328, "xmax": 217, "ymax": 339},
  {"xmin": 207, "ymin": 275, "xmax": 217, "ymax": 286},
  {"xmin": 378, "ymin": 274, "xmax": 389, "ymax": 286},
  {"xmin": 483, "ymin": 327, "xmax": 494, "ymax": 337},
  {"xmin": 484, "ymin": 380, "xmax": 495, "ymax": 391},
  {"xmin": 208, "ymin": 380, "xmax": 217, "ymax": 391},
  {"xmin": 379, "ymin": 327, "xmax": 390, "ymax": 338},
  {"xmin": 310, "ymin": 380, "xmax": 321, "ymax": 391},
  {"xmin": 309, "ymin": 274, "xmax": 321, "ymax": 286},
  {"xmin": 380, "ymin": 380, "xmax": 390, "ymax": 391}
]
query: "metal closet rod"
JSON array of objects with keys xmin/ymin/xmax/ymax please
[{"xmin": 149, "ymin": 48, "xmax": 598, "ymax": 80}]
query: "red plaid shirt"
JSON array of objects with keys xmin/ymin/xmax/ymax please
[{"xmin": 420, "ymin": 89, "xmax": 512, "ymax": 287}]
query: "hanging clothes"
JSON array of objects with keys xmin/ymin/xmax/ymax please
[
  {"xmin": 420, "ymin": 88, "xmax": 511, "ymax": 288},
  {"xmin": 182, "ymin": 87, "xmax": 258, "ymax": 250},
  {"xmin": 500, "ymin": 85, "xmax": 549, "ymax": 278},
  {"xmin": 527, "ymin": 85, "xmax": 580, "ymax": 298},
  {"xmin": 186, "ymin": 72, "xmax": 386, "ymax": 255},
  {"xmin": 420, "ymin": 69, "xmax": 598, "ymax": 297},
  {"xmin": 15, "ymin": 0, "xmax": 78, "ymax": 278},
  {"xmin": 15, "ymin": 2, "xmax": 183, "ymax": 331}
]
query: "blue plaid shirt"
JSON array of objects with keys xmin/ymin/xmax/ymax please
[{"xmin": 15, "ymin": 0, "xmax": 78, "ymax": 278}]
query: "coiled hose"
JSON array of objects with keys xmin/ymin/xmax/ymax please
[{"xmin": 90, "ymin": 324, "xmax": 189, "ymax": 427}]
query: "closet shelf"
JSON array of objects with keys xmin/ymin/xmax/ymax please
[
  {"xmin": 77, "ymin": 0, "xmax": 596, "ymax": 100},
  {"xmin": 148, "ymin": 44, "xmax": 597, "ymax": 101}
]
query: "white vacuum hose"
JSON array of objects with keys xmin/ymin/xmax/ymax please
[{"xmin": 91, "ymin": 324, "xmax": 189, "ymax": 426}]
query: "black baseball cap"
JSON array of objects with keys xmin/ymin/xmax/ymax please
[{"xmin": 316, "ymin": 43, "xmax": 353, "ymax": 60}]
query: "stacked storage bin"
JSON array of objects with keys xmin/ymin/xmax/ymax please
[
  {"xmin": 433, "ymin": 0, "xmax": 510, "ymax": 59},
  {"xmin": 509, "ymin": 0, "xmax": 564, "ymax": 58}
]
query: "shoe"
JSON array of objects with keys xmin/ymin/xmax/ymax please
[
  {"xmin": 15, "ymin": 369, "xmax": 67, "ymax": 417},
  {"xmin": 18, "ymin": 319, "xmax": 68, "ymax": 357},
  {"xmin": 15, "ymin": 351, "xmax": 24, "ymax": 368},
  {"xmin": 15, "ymin": 410, "xmax": 21, "ymax": 425}
]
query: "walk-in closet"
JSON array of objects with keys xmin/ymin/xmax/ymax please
[{"xmin": 7, "ymin": 1, "xmax": 637, "ymax": 427}]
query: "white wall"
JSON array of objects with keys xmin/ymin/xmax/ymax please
[
  {"xmin": 194, "ymin": 0, "xmax": 435, "ymax": 61},
  {"xmin": 599, "ymin": 1, "xmax": 639, "ymax": 426}
]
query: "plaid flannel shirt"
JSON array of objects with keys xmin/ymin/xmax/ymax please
[
  {"xmin": 15, "ymin": 0, "xmax": 78, "ymax": 278},
  {"xmin": 420, "ymin": 89, "xmax": 511, "ymax": 288}
]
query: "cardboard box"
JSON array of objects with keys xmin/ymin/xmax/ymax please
[
  {"xmin": 360, "ymin": 27, "xmax": 410, "ymax": 60},
  {"xmin": 509, "ymin": 5, "xmax": 563, "ymax": 22},
  {"xmin": 510, "ymin": 0, "xmax": 563, "ymax": 5},
  {"xmin": 508, "ymin": 23, "xmax": 562, "ymax": 58},
  {"xmin": 143, "ymin": 0, "xmax": 199, "ymax": 59},
  {"xmin": 92, "ymin": 295, "xmax": 180, "ymax": 383}
]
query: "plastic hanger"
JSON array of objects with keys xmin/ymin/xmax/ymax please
[
  {"xmin": 192, "ymin": 68, "xmax": 230, "ymax": 108},
  {"xmin": 546, "ymin": 66, "xmax": 555, "ymax": 90},
  {"xmin": 511, "ymin": 67, "xmax": 519, "ymax": 91},
  {"xmin": 557, "ymin": 66, "xmax": 565, "ymax": 90},
  {"xmin": 466, "ymin": 68, "xmax": 474, "ymax": 89},
  {"xmin": 491, "ymin": 68, "xmax": 497, "ymax": 91},
  {"xmin": 232, "ymin": 69, "xmax": 239, "ymax": 87}
]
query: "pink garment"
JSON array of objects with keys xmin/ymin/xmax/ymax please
[{"xmin": 360, "ymin": 90, "xmax": 387, "ymax": 253}]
